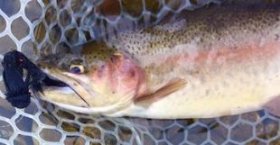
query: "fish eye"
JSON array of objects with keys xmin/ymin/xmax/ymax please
[{"xmin": 69, "ymin": 65, "xmax": 85, "ymax": 74}]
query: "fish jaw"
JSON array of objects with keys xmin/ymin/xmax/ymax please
[{"xmin": 38, "ymin": 53, "xmax": 148, "ymax": 114}]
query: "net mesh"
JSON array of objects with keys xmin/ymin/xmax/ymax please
[{"xmin": 0, "ymin": 0, "xmax": 279, "ymax": 145}]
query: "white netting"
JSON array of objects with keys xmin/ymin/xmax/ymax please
[{"xmin": 0, "ymin": 0, "xmax": 279, "ymax": 145}]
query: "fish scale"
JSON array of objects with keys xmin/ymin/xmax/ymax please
[
  {"xmin": 110, "ymin": 5, "xmax": 280, "ymax": 58},
  {"xmin": 36, "ymin": 3, "xmax": 280, "ymax": 120},
  {"xmin": 104, "ymin": 4, "xmax": 280, "ymax": 94}
]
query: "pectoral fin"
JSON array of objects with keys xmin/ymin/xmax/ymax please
[
  {"xmin": 135, "ymin": 78, "xmax": 187, "ymax": 107},
  {"xmin": 264, "ymin": 95, "xmax": 280, "ymax": 117}
]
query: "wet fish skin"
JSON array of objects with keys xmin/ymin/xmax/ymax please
[{"xmin": 38, "ymin": 3, "xmax": 280, "ymax": 119}]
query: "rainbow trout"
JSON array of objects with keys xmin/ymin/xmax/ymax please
[{"xmin": 37, "ymin": 3, "xmax": 280, "ymax": 119}]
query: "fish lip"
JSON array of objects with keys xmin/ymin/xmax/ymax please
[
  {"xmin": 43, "ymin": 75, "xmax": 69, "ymax": 87},
  {"xmin": 41, "ymin": 74, "xmax": 69, "ymax": 88},
  {"xmin": 39, "ymin": 70, "xmax": 91, "ymax": 107}
]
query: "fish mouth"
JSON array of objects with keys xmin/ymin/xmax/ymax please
[
  {"xmin": 37, "ymin": 69, "xmax": 132, "ymax": 114},
  {"xmin": 37, "ymin": 71, "xmax": 91, "ymax": 108}
]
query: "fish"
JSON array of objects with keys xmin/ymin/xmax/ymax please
[{"xmin": 37, "ymin": 3, "xmax": 280, "ymax": 119}]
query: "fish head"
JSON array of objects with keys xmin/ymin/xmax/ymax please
[{"xmin": 37, "ymin": 42, "xmax": 145, "ymax": 113}]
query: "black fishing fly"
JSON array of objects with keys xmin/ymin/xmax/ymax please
[{"xmin": 2, "ymin": 50, "xmax": 67, "ymax": 108}]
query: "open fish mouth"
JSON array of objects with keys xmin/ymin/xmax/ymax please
[
  {"xmin": 35, "ymin": 73, "xmax": 90, "ymax": 107},
  {"xmin": 37, "ymin": 70, "xmax": 133, "ymax": 115}
]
